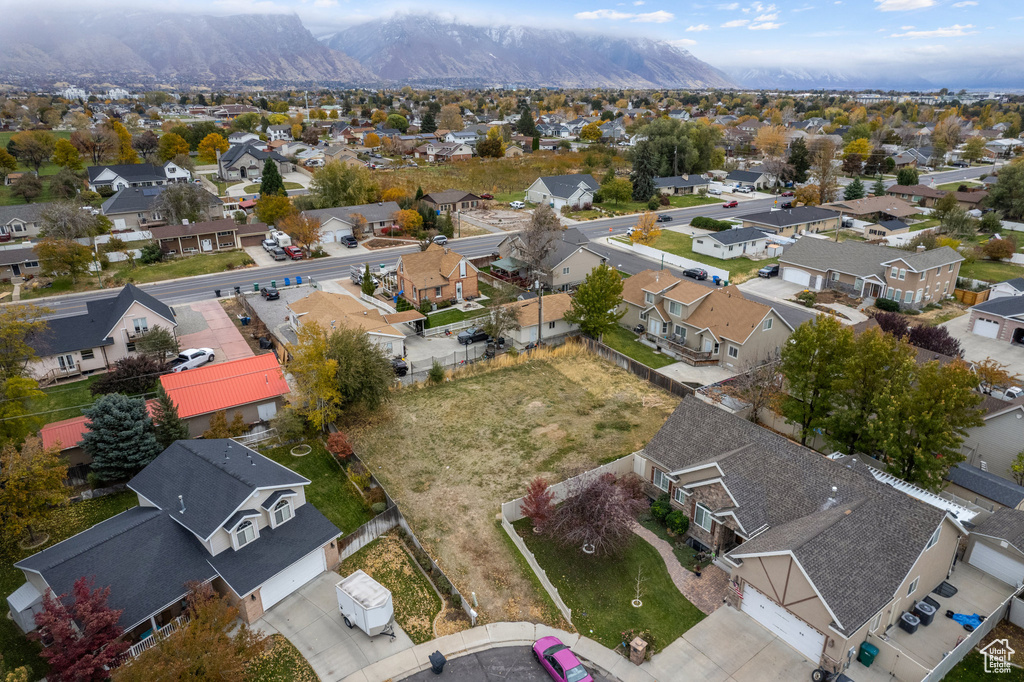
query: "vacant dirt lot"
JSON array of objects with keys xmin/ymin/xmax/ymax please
[{"xmin": 350, "ymin": 346, "xmax": 679, "ymax": 627}]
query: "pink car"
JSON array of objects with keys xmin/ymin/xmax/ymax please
[{"xmin": 533, "ymin": 637, "xmax": 594, "ymax": 682}]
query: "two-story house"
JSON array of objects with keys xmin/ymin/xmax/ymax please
[
  {"xmin": 0, "ymin": 203, "xmax": 49, "ymax": 240},
  {"xmin": 412, "ymin": 142, "xmax": 473, "ymax": 163},
  {"xmin": 524, "ymin": 174, "xmax": 600, "ymax": 211},
  {"xmin": 101, "ymin": 185, "xmax": 224, "ymax": 231},
  {"xmin": 737, "ymin": 206, "xmax": 841, "ymax": 238},
  {"xmin": 87, "ymin": 162, "xmax": 192, "ymax": 193},
  {"xmin": 778, "ymin": 238, "xmax": 963, "ymax": 308},
  {"xmin": 617, "ymin": 269, "xmax": 792, "ymax": 368},
  {"xmin": 28, "ymin": 283, "xmax": 177, "ymax": 385},
  {"xmin": 217, "ymin": 144, "xmax": 292, "ymax": 182},
  {"xmin": 266, "ymin": 125, "xmax": 293, "ymax": 142},
  {"xmin": 7, "ymin": 440, "xmax": 341, "ymax": 643},
  {"xmin": 494, "ymin": 227, "xmax": 606, "ymax": 291},
  {"xmin": 396, "ymin": 243, "xmax": 479, "ymax": 305}
]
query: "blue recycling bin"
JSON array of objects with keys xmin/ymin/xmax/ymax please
[
  {"xmin": 284, "ymin": 277, "xmax": 290, "ymax": 286},
  {"xmin": 712, "ymin": 275, "xmax": 720, "ymax": 285},
  {"xmin": 296, "ymin": 275, "xmax": 302, "ymax": 285}
]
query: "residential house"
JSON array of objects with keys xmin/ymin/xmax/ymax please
[
  {"xmin": 210, "ymin": 104, "xmax": 260, "ymax": 120},
  {"xmin": 725, "ymin": 169, "xmax": 770, "ymax": 189},
  {"xmin": 87, "ymin": 162, "xmax": 192, "ymax": 193},
  {"xmin": 395, "ymin": 243, "xmax": 479, "ymax": 306},
  {"xmin": 886, "ymin": 185, "xmax": 989, "ymax": 210},
  {"xmin": 617, "ymin": 269, "xmax": 792, "ymax": 368},
  {"xmin": 654, "ymin": 175, "xmax": 710, "ymax": 196},
  {"xmin": 266, "ymin": 125, "xmax": 293, "ymax": 142},
  {"xmin": 990, "ymin": 278, "xmax": 1024, "ymax": 300},
  {"xmin": 217, "ymin": 144, "xmax": 292, "ymax": 182},
  {"xmin": 737, "ymin": 206, "xmax": 841, "ymax": 238},
  {"xmin": 444, "ymin": 131, "xmax": 478, "ymax": 145},
  {"xmin": 967, "ymin": 295, "xmax": 1024, "ymax": 345},
  {"xmin": 289, "ymin": 290, "xmax": 423, "ymax": 357},
  {"xmin": 413, "ymin": 142, "xmax": 473, "ymax": 163},
  {"xmin": 778, "ymin": 238, "xmax": 963, "ymax": 307},
  {"xmin": 668, "ymin": 109, "xmax": 690, "ymax": 121},
  {"xmin": 420, "ymin": 191, "xmax": 482, "ymax": 214},
  {"xmin": 945, "ymin": 463, "xmax": 1024, "ymax": 513},
  {"xmin": 888, "ymin": 148, "xmax": 930, "ymax": 169},
  {"xmin": 986, "ymin": 138, "xmax": 1024, "ymax": 159},
  {"xmin": 524, "ymin": 174, "xmax": 600, "ymax": 211},
  {"xmin": 159, "ymin": 353, "xmax": 290, "ymax": 436},
  {"xmin": 302, "ymin": 202, "xmax": 400, "ymax": 241},
  {"xmin": 150, "ymin": 219, "xmax": 268, "ymax": 255},
  {"xmin": 537, "ymin": 123, "xmax": 571, "ymax": 139},
  {"xmin": 228, "ymin": 132, "xmax": 261, "ymax": 146},
  {"xmin": 824, "ymin": 195, "xmax": 919, "ymax": 222},
  {"xmin": 636, "ymin": 397, "xmax": 971, "ymax": 668},
  {"xmin": 7, "ymin": 440, "xmax": 342, "ymax": 639},
  {"xmin": 0, "ymin": 246, "xmax": 40, "ymax": 280},
  {"xmin": 692, "ymin": 227, "xmax": 771, "ymax": 260},
  {"xmin": 495, "ymin": 227, "xmax": 606, "ymax": 291},
  {"xmin": 963, "ymin": 509, "xmax": 1024, "ymax": 587},
  {"xmin": 0, "ymin": 203, "xmax": 49, "ymax": 240},
  {"xmin": 28, "ymin": 283, "xmax": 176, "ymax": 384},
  {"xmin": 864, "ymin": 219, "xmax": 911, "ymax": 239},
  {"xmin": 504, "ymin": 144, "xmax": 524, "ymax": 158},
  {"xmin": 501, "ymin": 293, "xmax": 578, "ymax": 346},
  {"xmin": 599, "ymin": 120, "xmax": 626, "ymax": 141},
  {"xmin": 101, "ymin": 185, "xmax": 224, "ymax": 231}
]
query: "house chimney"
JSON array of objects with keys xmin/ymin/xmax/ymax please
[
  {"xmin": 178, "ymin": 495, "xmax": 186, "ymax": 514},
  {"xmin": 917, "ymin": 244, "xmax": 926, "ymax": 252}
]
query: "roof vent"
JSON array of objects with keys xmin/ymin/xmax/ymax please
[
  {"xmin": 980, "ymin": 460, "xmax": 988, "ymax": 472},
  {"xmin": 917, "ymin": 244, "xmax": 926, "ymax": 252},
  {"xmin": 178, "ymin": 495, "xmax": 186, "ymax": 514}
]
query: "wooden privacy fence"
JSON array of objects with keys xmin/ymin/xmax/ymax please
[
  {"xmin": 954, "ymin": 288, "xmax": 989, "ymax": 305},
  {"xmin": 571, "ymin": 336, "xmax": 696, "ymax": 399}
]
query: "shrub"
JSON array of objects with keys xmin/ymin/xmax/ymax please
[
  {"xmin": 365, "ymin": 487, "xmax": 386, "ymax": 506},
  {"xmin": 428, "ymin": 360, "xmax": 446, "ymax": 385},
  {"xmin": 139, "ymin": 243, "xmax": 164, "ymax": 265},
  {"xmin": 311, "ymin": 246, "xmax": 328, "ymax": 258},
  {"xmin": 326, "ymin": 431, "xmax": 353, "ymax": 459},
  {"xmin": 348, "ymin": 462, "xmax": 372, "ymax": 490},
  {"xmin": 593, "ymin": 190, "xmax": 605, "ymax": 203},
  {"xmin": 665, "ymin": 510, "xmax": 690, "ymax": 535},
  {"xmin": 371, "ymin": 501, "xmax": 387, "ymax": 514},
  {"xmin": 875, "ymin": 297, "xmax": 900, "ymax": 312},
  {"xmin": 436, "ymin": 300, "xmax": 453, "ymax": 309},
  {"xmin": 87, "ymin": 472, "xmax": 102, "ymax": 490},
  {"xmin": 650, "ymin": 493, "xmax": 672, "ymax": 523},
  {"xmin": 419, "ymin": 299, "xmax": 432, "ymax": 315},
  {"xmin": 795, "ymin": 290, "xmax": 817, "ymax": 308},
  {"xmin": 690, "ymin": 216, "xmax": 734, "ymax": 231},
  {"xmin": 647, "ymin": 197, "xmax": 659, "ymax": 210},
  {"xmin": 659, "ymin": 195, "xmax": 670, "ymax": 206}
]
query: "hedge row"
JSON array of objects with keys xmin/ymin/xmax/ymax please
[{"xmin": 690, "ymin": 216, "xmax": 735, "ymax": 231}]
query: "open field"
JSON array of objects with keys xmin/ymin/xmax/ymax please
[
  {"xmin": 960, "ymin": 258, "xmax": 1024, "ymax": 283},
  {"xmin": 350, "ymin": 345, "xmax": 679, "ymax": 625},
  {"xmin": 590, "ymin": 195, "xmax": 719, "ymax": 217}
]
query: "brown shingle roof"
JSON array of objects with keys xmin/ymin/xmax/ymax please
[
  {"xmin": 289, "ymin": 291, "xmax": 404, "ymax": 338},
  {"xmin": 621, "ymin": 269, "xmax": 679, "ymax": 306},
  {"xmin": 149, "ymin": 219, "xmax": 267, "ymax": 240},
  {"xmin": 399, "ymin": 243, "xmax": 473, "ymax": 290},
  {"xmin": 504, "ymin": 292, "xmax": 573, "ymax": 327},
  {"xmin": 684, "ymin": 286, "xmax": 775, "ymax": 344},
  {"xmin": 824, "ymin": 195, "xmax": 919, "ymax": 218}
]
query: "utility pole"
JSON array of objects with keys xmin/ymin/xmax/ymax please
[{"xmin": 535, "ymin": 278, "xmax": 543, "ymax": 346}]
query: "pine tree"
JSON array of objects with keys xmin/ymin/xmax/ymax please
[
  {"xmin": 630, "ymin": 141, "xmax": 657, "ymax": 202},
  {"xmin": 260, "ymin": 158, "xmax": 285, "ymax": 196},
  {"xmin": 516, "ymin": 107, "xmax": 538, "ymax": 137},
  {"xmin": 532, "ymin": 136, "xmax": 540, "ymax": 152},
  {"xmin": 871, "ymin": 177, "xmax": 887, "ymax": 197},
  {"xmin": 361, "ymin": 263, "xmax": 376, "ymax": 295},
  {"xmin": 788, "ymin": 137, "xmax": 811, "ymax": 183},
  {"xmin": 152, "ymin": 385, "xmax": 189, "ymax": 449},
  {"xmin": 415, "ymin": 186, "xmax": 424, "ymax": 201},
  {"xmin": 420, "ymin": 111, "xmax": 437, "ymax": 134},
  {"xmin": 844, "ymin": 177, "xmax": 866, "ymax": 201},
  {"xmin": 81, "ymin": 394, "xmax": 162, "ymax": 482}
]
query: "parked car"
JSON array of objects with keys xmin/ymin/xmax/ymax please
[
  {"xmin": 656, "ymin": 214, "xmax": 673, "ymax": 223},
  {"xmin": 479, "ymin": 193, "xmax": 494, "ymax": 199},
  {"xmin": 260, "ymin": 286, "xmax": 280, "ymax": 300},
  {"xmin": 779, "ymin": 201, "xmax": 793, "ymax": 209},
  {"xmin": 919, "ymin": 166, "xmax": 933, "ymax": 172},
  {"xmin": 510, "ymin": 201, "xmax": 525, "ymax": 209},
  {"xmin": 168, "ymin": 348, "xmax": 215, "ymax": 373},
  {"xmin": 951, "ymin": 161, "xmax": 970, "ymax": 168},
  {"xmin": 391, "ymin": 358, "xmax": 408, "ymax": 377},
  {"xmin": 283, "ymin": 246, "xmax": 304, "ymax": 260},
  {"xmin": 271, "ymin": 247, "xmax": 287, "ymax": 261},
  {"xmin": 432, "ymin": 235, "xmax": 448, "ymax": 245},
  {"xmin": 457, "ymin": 327, "xmax": 489, "ymax": 345},
  {"xmin": 532, "ymin": 637, "xmax": 594, "ymax": 682},
  {"xmin": 340, "ymin": 235, "xmax": 358, "ymax": 248},
  {"xmin": 735, "ymin": 186, "xmax": 753, "ymax": 194},
  {"xmin": 723, "ymin": 200, "xmax": 739, "ymax": 208},
  {"xmin": 262, "ymin": 238, "xmax": 278, "ymax": 252},
  {"xmin": 683, "ymin": 268, "xmax": 708, "ymax": 280},
  {"xmin": 781, "ymin": 191, "xmax": 795, "ymax": 197},
  {"xmin": 758, "ymin": 264, "xmax": 780, "ymax": 278},
  {"xmin": 708, "ymin": 187, "xmax": 722, "ymax": 195}
]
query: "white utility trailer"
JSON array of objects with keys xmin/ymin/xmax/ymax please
[{"xmin": 335, "ymin": 570, "xmax": 395, "ymax": 639}]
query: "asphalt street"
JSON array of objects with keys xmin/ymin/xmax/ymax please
[{"xmin": 404, "ymin": 646, "xmax": 619, "ymax": 682}]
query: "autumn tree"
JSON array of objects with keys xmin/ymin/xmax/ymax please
[
  {"xmin": 155, "ymin": 183, "xmax": 213, "ymax": 225},
  {"xmin": 71, "ymin": 128, "xmax": 117, "ymax": 164},
  {"xmin": 393, "ymin": 208, "xmax": 423, "ymax": 233},
  {"xmin": 754, "ymin": 124, "xmax": 787, "ymax": 159},
  {"xmin": 151, "ymin": 385, "xmax": 189, "ymax": 449},
  {"xmin": 629, "ymin": 211, "xmax": 662, "ymax": 247},
  {"xmin": 49, "ymin": 168, "xmax": 82, "ymax": 200},
  {"xmin": 547, "ymin": 473, "xmax": 646, "ymax": 556},
  {"xmin": 82, "ymin": 393, "xmax": 162, "ymax": 482},
  {"xmin": 309, "ymin": 161, "xmax": 376, "ymax": 209},
  {"xmin": 896, "ymin": 167, "xmax": 920, "ymax": 187},
  {"xmin": 810, "ymin": 137, "xmax": 840, "ymax": 205},
  {"xmin": 202, "ymin": 410, "xmax": 247, "ymax": 439},
  {"xmin": 364, "ymin": 132, "xmax": 380, "ymax": 148},
  {"xmin": 255, "ymin": 194, "xmax": 295, "ymax": 226},
  {"xmin": 981, "ymin": 235, "xmax": 1017, "ymax": 261},
  {"xmin": 9, "ymin": 174, "xmax": 42, "ymax": 203},
  {"xmin": 51, "ymin": 138, "xmax": 82, "ymax": 170},
  {"xmin": 106, "ymin": 120, "xmax": 139, "ymax": 164},
  {"xmin": 601, "ymin": 177, "xmax": 632, "ymax": 205},
  {"xmin": 34, "ymin": 578, "xmax": 129, "ymax": 682},
  {"xmin": 438, "ymin": 104, "xmax": 463, "ymax": 131},
  {"xmin": 197, "ymin": 132, "xmax": 229, "ymax": 164},
  {"xmin": 157, "ymin": 132, "xmax": 190, "ymax": 163},
  {"xmin": 37, "ymin": 239, "xmax": 92, "ymax": 282},
  {"xmin": 962, "ymin": 136, "xmax": 986, "ymax": 165},
  {"xmin": 726, "ymin": 358, "xmax": 783, "ymax": 426},
  {"xmin": 843, "ymin": 137, "xmax": 872, "ymax": 159},
  {"xmin": 864, "ymin": 148, "xmax": 887, "ymax": 177},
  {"xmin": 10, "ymin": 130, "xmax": 55, "ymax": 173},
  {"xmin": 112, "ymin": 582, "xmax": 264, "ymax": 682},
  {"xmin": 0, "ymin": 376, "xmax": 44, "ymax": 447},
  {"xmin": 0, "ymin": 148, "xmax": 17, "ymax": 185},
  {"xmin": 841, "ymin": 153, "xmax": 864, "ymax": 176},
  {"xmin": 563, "ymin": 263, "xmax": 625, "ymax": 339},
  {"xmin": 132, "ymin": 130, "xmax": 160, "ymax": 162},
  {"xmin": 277, "ymin": 212, "xmax": 322, "ymax": 254},
  {"xmin": 580, "ymin": 122, "xmax": 602, "ymax": 142},
  {"xmin": 0, "ymin": 437, "xmax": 67, "ymax": 546},
  {"xmin": 520, "ymin": 477, "xmax": 555, "ymax": 531}
]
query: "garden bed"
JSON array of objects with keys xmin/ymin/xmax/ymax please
[
  {"xmin": 247, "ymin": 634, "xmax": 320, "ymax": 682},
  {"xmin": 363, "ymin": 238, "xmax": 419, "ymax": 250}
]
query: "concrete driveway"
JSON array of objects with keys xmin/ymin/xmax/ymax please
[
  {"xmin": 738, "ymin": 277, "xmax": 806, "ymax": 302},
  {"xmin": 171, "ymin": 301, "xmax": 254, "ymax": 365},
  {"xmin": 256, "ymin": 572, "xmax": 415, "ymax": 682},
  {"xmin": 404, "ymin": 646, "xmax": 620, "ymax": 682},
  {"xmin": 644, "ymin": 606, "xmax": 817, "ymax": 682},
  {"xmin": 941, "ymin": 313, "xmax": 1024, "ymax": 376}
]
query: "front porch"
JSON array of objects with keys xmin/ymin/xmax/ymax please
[{"xmin": 643, "ymin": 333, "xmax": 719, "ymax": 367}]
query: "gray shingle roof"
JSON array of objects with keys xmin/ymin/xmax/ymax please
[
  {"xmin": 537, "ymin": 174, "xmax": 600, "ymax": 200},
  {"xmin": 780, "ymin": 238, "xmax": 890, "ymax": 279},
  {"xmin": 946, "ymin": 464, "xmax": 1024, "ymax": 509},
  {"xmin": 101, "ymin": 185, "xmax": 222, "ymax": 216},
  {"xmin": 876, "ymin": 219, "xmax": 909, "ymax": 232},
  {"xmin": 653, "ymin": 176, "xmax": 710, "ymax": 189},
  {"xmin": 421, "ymin": 190, "xmax": 480, "ymax": 205},
  {"xmin": 998, "ymin": 278, "xmax": 1024, "ymax": 292},
  {"xmin": 705, "ymin": 227, "xmax": 770, "ymax": 246},
  {"xmin": 739, "ymin": 206, "xmax": 840, "ymax": 228},
  {"xmin": 972, "ymin": 509, "xmax": 1024, "ymax": 555},
  {"xmin": 220, "ymin": 143, "xmax": 287, "ymax": 167},
  {"xmin": 303, "ymin": 201, "xmax": 401, "ymax": 225},
  {"xmin": 884, "ymin": 245, "xmax": 963, "ymax": 271},
  {"xmin": 0, "ymin": 246, "xmax": 38, "ymax": 267},
  {"xmin": 0, "ymin": 202, "xmax": 49, "ymax": 225},
  {"xmin": 971, "ymin": 295, "xmax": 1024, "ymax": 320},
  {"xmin": 643, "ymin": 397, "xmax": 946, "ymax": 637},
  {"xmin": 87, "ymin": 164, "xmax": 166, "ymax": 184},
  {"xmin": 726, "ymin": 170, "xmax": 765, "ymax": 183},
  {"xmin": 261, "ymin": 489, "xmax": 297, "ymax": 510},
  {"xmin": 128, "ymin": 440, "xmax": 309, "ymax": 540}
]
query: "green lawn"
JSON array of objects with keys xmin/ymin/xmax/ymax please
[
  {"xmin": 338, "ymin": 534, "xmax": 442, "ymax": 644},
  {"xmin": 936, "ymin": 181, "xmax": 982, "ymax": 192},
  {"xmin": 945, "ymin": 651, "xmax": 1024, "ymax": 681},
  {"xmin": 242, "ymin": 182, "xmax": 303, "ymax": 194},
  {"xmin": 0, "ymin": 491, "xmax": 139, "ymax": 679},
  {"xmin": 247, "ymin": 634, "xmax": 320, "ymax": 682},
  {"xmin": 601, "ymin": 325, "xmax": 676, "ymax": 369},
  {"xmin": 651, "ymin": 231, "xmax": 778, "ymax": 283},
  {"xmin": 960, "ymin": 259, "xmax": 1024, "ymax": 284},
  {"xmin": 425, "ymin": 307, "xmax": 487, "ymax": 328},
  {"xmin": 29, "ymin": 375, "xmax": 105, "ymax": 426},
  {"xmin": 493, "ymin": 191, "xmax": 526, "ymax": 203},
  {"xmin": 263, "ymin": 442, "xmax": 374, "ymax": 535},
  {"xmin": 910, "ymin": 219, "xmax": 940, "ymax": 231},
  {"xmin": 514, "ymin": 519, "xmax": 704, "ymax": 652}
]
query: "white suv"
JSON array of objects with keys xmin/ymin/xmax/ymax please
[
  {"xmin": 510, "ymin": 201, "xmax": 525, "ymax": 209},
  {"xmin": 169, "ymin": 348, "xmax": 215, "ymax": 373}
]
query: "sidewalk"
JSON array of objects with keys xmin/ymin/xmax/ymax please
[{"xmin": 631, "ymin": 524, "xmax": 730, "ymax": 615}]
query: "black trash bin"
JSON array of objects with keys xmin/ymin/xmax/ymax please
[
  {"xmin": 234, "ymin": 285, "xmax": 241, "ymax": 295},
  {"xmin": 428, "ymin": 650, "xmax": 446, "ymax": 674},
  {"xmin": 915, "ymin": 601, "xmax": 936, "ymax": 626},
  {"xmin": 899, "ymin": 611, "xmax": 920, "ymax": 634},
  {"xmin": 214, "ymin": 289, "xmax": 221, "ymax": 298}
]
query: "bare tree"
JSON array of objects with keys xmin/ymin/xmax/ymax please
[
  {"xmin": 155, "ymin": 183, "xmax": 214, "ymax": 225},
  {"xmin": 40, "ymin": 201, "xmax": 104, "ymax": 241},
  {"xmin": 809, "ymin": 137, "xmax": 840, "ymax": 205},
  {"xmin": 514, "ymin": 204, "xmax": 563, "ymax": 283},
  {"xmin": 482, "ymin": 282, "xmax": 523, "ymax": 343},
  {"xmin": 723, "ymin": 358, "xmax": 782, "ymax": 425},
  {"xmin": 546, "ymin": 473, "xmax": 646, "ymax": 557}
]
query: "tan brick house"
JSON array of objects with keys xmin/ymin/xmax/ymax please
[{"xmin": 396, "ymin": 243, "xmax": 479, "ymax": 305}]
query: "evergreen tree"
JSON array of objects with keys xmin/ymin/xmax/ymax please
[
  {"xmin": 629, "ymin": 141, "xmax": 657, "ymax": 202},
  {"xmin": 516, "ymin": 107, "xmax": 538, "ymax": 137},
  {"xmin": 562, "ymin": 264, "xmax": 625, "ymax": 339},
  {"xmin": 415, "ymin": 186, "xmax": 424, "ymax": 201},
  {"xmin": 152, "ymin": 385, "xmax": 189, "ymax": 449},
  {"xmin": 844, "ymin": 177, "xmax": 866, "ymax": 201},
  {"xmin": 81, "ymin": 394, "xmax": 162, "ymax": 482},
  {"xmin": 871, "ymin": 177, "xmax": 887, "ymax": 196},
  {"xmin": 420, "ymin": 111, "xmax": 437, "ymax": 134},
  {"xmin": 532, "ymin": 136, "xmax": 540, "ymax": 152},
  {"xmin": 259, "ymin": 158, "xmax": 285, "ymax": 196},
  {"xmin": 361, "ymin": 263, "xmax": 376, "ymax": 295},
  {"xmin": 788, "ymin": 137, "xmax": 811, "ymax": 183}
]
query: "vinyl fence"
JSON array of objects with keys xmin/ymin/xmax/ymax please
[
  {"xmin": 920, "ymin": 588, "xmax": 1019, "ymax": 682},
  {"xmin": 571, "ymin": 336, "xmax": 696, "ymax": 399}
]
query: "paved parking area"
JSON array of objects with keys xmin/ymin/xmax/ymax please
[
  {"xmin": 941, "ymin": 313, "xmax": 1024, "ymax": 376},
  {"xmin": 404, "ymin": 646, "xmax": 619, "ymax": 682},
  {"xmin": 256, "ymin": 572, "xmax": 415, "ymax": 682},
  {"xmin": 172, "ymin": 301, "xmax": 254, "ymax": 364},
  {"xmin": 403, "ymin": 334, "xmax": 465, "ymax": 369},
  {"xmin": 737, "ymin": 277, "xmax": 806, "ymax": 301},
  {"xmin": 244, "ymin": 245, "xmax": 285, "ymax": 267}
]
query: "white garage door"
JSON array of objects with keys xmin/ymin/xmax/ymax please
[
  {"xmin": 260, "ymin": 548, "xmax": 326, "ymax": 609},
  {"xmin": 969, "ymin": 542, "xmax": 1024, "ymax": 587},
  {"xmin": 742, "ymin": 585, "xmax": 826, "ymax": 662},
  {"xmin": 321, "ymin": 230, "xmax": 335, "ymax": 243},
  {"xmin": 972, "ymin": 318, "xmax": 1001, "ymax": 339},
  {"xmin": 782, "ymin": 267, "xmax": 811, "ymax": 287}
]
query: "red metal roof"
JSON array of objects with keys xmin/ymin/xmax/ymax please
[
  {"xmin": 159, "ymin": 354, "xmax": 289, "ymax": 419},
  {"xmin": 40, "ymin": 400, "xmax": 157, "ymax": 451}
]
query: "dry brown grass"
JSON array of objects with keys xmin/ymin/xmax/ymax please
[{"xmin": 349, "ymin": 345, "xmax": 679, "ymax": 627}]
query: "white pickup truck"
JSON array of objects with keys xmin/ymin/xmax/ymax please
[{"xmin": 168, "ymin": 348, "xmax": 215, "ymax": 373}]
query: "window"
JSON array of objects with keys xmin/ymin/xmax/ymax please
[
  {"xmin": 895, "ymin": 289, "xmax": 902, "ymax": 302},
  {"xmin": 713, "ymin": 342, "xmax": 720, "ymax": 355},
  {"xmin": 871, "ymin": 613, "xmax": 882, "ymax": 633},
  {"xmin": 273, "ymin": 499, "xmax": 292, "ymax": 525},
  {"xmin": 830, "ymin": 271, "xmax": 839, "ymax": 281},
  {"xmin": 435, "ymin": 287, "xmax": 442, "ymax": 299},
  {"xmin": 548, "ymin": 321, "xmax": 556, "ymax": 329},
  {"xmin": 669, "ymin": 301, "xmax": 682, "ymax": 317},
  {"xmin": 673, "ymin": 487, "xmax": 686, "ymax": 505},
  {"xmin": 694, "ymin": 503, "xmax": 712, "ymax": 531},
  {"xmin": 728, "ymin": 346, "xmax": 738, "ymax": 358},
  {"xmin": 728, "ymin": 245, "xmax": 734, "ymax": 252},
  {"xmin": 904, "ymin": 290, "xmax": 914, "ymax": 304},
  {"xmin": 216, "ymin": 230, "xmax": 233, "ymax": 237},
  {"xmin": 235, "ymin": 520, "xmax": 256, "ymax": 548},
  {"xmin": 887, "ymin": 287, "xmax": 895, "ymax": 299},
  {"xmin": 674, "ymin": 325, "xmax": 685, "ymax": 337},
  {"xmin": 639, "ymin": 311, "xmax": 648, "ymax": 321},
  {"xmin": 943, "ymin": 282, "xmax": 949, "ymax": 295},
  {"xmin": 713, "ymin": 243, "xmax": 721, "ymax": 249},
  {"xmin": 907, "ymin": 577, "xmax": 920, "ymax": 596},
  {"xmin": 645, "ymin": 292, "xmax": 654, "ymax": 304},
  {"xmin": 24, "ymin": 261, "xmax": 38, "ymax": 268},
  {"xmin": 562, "ymin": 267, "xmax": 570, "ymax": 275},
  {"xmin": 133, "ymin": 318, "xmax": 148, "ymax": 334},
  {"xmin": 653, "ymin": 469, "xmax": 669, "ymax": 491},
  {"xmin": 661, "ymin": 321, "xmax": 669, "ymax": 334},
  {"xmin": 890, "ymin": 266, "xmax": 898, "ymax": 278},
  {"xmin": 899, "ymin": 269, "xmax": 906, "ymax": 280},
  {"xmin": 81, "ymin": 349, "xmax": 94, "ymax": 360},
  {"xmin": 126, "ymin": 342, "xmax": 136, "ymax": 352},
  {"xmin": 696, "ymin": 239, "xmax": 704, "ymax": 245},
  {"xmin": 948, "ymin": 264, "xmax": 954, "ymax": 272},
  {"xmin": 926, "ymin": 526, "xmax": 941, "ymax": 551},
  {"xmin": 935, "ymin": 267, "xmax": 941, "ymax": 275},
  {"xmin": 919, "ymin": 271, "xmax": 925, "ymax": 281},
  {"xmin": 763, "ymin": 318, "xmax": 773, "ymax": 331}
]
